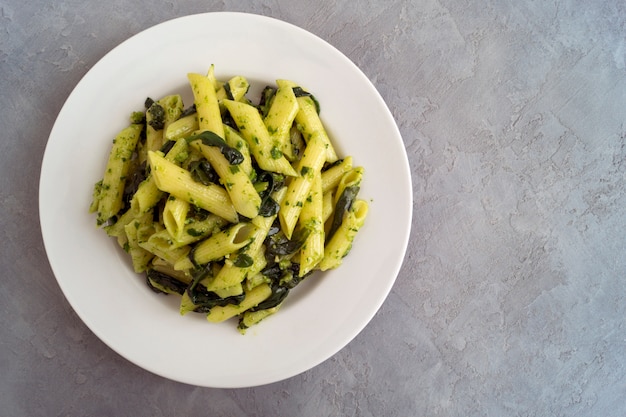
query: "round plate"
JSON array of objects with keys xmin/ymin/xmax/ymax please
[{"xmin": 39, "ymin": 12, "xmax": 412, "ymax": 388}]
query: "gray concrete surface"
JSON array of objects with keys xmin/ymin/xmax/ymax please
[{"xmin": 2, "ymin": 0, "xmax": 625, "ymax": 415}]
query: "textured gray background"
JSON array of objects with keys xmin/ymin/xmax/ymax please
[{"xmin": 2, "ymin": 0, "xmax": 625, "ymax": 416}]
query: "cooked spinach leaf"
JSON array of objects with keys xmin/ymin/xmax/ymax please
[{"xmin": 186, "ymin": 130, "xmax": 244, "ymax": 165}]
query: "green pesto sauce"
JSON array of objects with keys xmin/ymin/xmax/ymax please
[
  {"xmin": 270, "ymin": 146, "xmax": 282, "ymax": 160},
  {"xmin": 187, "ymin": 228, "xmax": 203, "ymax": 237}
]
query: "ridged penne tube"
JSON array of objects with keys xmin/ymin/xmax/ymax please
[
  {"xmin": 104, "ymin": 205, "xmax": 139, "ymax": 238},
  {"xmin": 139, "ymin": 232, "xmax": 191, "ymax": 266},
  {"xmin": 170, "ymin": 215, "xmax": 228, "ymax": 248},
  {"xmin": 321, "ymin": 190, "xmax": 334, "ymax": 225},
  {"xmin": 216, "ymin": 75, "xmax": 250, "ymax": 103},
  {"xmin": 318, "ymin": 199, "xmax": 368, "ymax": 271},
  {"xmin": 321, "ymin": 157, "xmax": 353, "ymax": 194},
  {"xmin": 223, "ymin": 125, "xmax": 253, "ymax": 178},
  {"xmin": 159, "ymin": 95, "xmax": 185, "ymax": 133},
  {"xmin": 191, "ymin": 222, "xmax": 256, "ymax": 265},
  {"xmin": 145, "ymin": 109, "xmax": 164, "ymax": 153},
  {"xmin": 147, "ymin": 150, "xmax": 238, "ymax": 223},
  {"xmin": 123, "ymin": 211, "xmax": 155, "ymax": 273},
  {"xmin": 223, "ymin": 99, "xmax": 298, "ymax": 177},
  {"xmin": 94, "ymin": 123, "xmax": 143, "ymax": 225},
  {"xmin": 298, "ymin": 171, "xmax": 324, "ymax": 276},
  {"xmin": 264, "ymin": 82, "xmax": 299, "ymax": 159},
  {"xmin": 205, "ymin": 187, "xmax": 287, "ymax": 292},
  {"xmin": 190, "ymin": 139, "xmax": 261, "ymax": 219},
  {"xmin": 188, "ymin": 72, "xmax": 224, "ymax": 137},
  {"xmin": 163, "ymin": 196, "xmax": 189, "ymax": 242},
  {"xmin": 279, "ymin": 135, "xmax": 327, "ymax": 238},
  {"xmin": 151, "ymin": 257, "xmax": 193, "ymax": 285},
  {"xmin": 206, "ymin": 283, "xmax": 272, "ymax": 323},
  {"xmin": 144, "ymin": 95, "xmax": 180, "ymax": 153},
  {"xmin": 294, "ymin": 95, "xmax": 338, "ymax": 163},
  {"xmin": 239, "ymin": 305, "xmax": 281, "ymax": 333},
  {"xmin": 164, "ymin": 114, "xmax": 198, "ymax": 141},
  {"xmin": 132, "ymin": 138, "xmax": 189, "ymax": 214},
  {"xmin": 334, "ymin": 166, "xmax": 364, "ymax": 205}
]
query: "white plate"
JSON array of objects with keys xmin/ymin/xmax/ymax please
[{"xmin": 39, "ymin": 12, "xmax": 412, "ymax": 388}]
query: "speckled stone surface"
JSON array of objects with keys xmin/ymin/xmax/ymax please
[{"xmin": 2, "ymin": 1, "xmax": 625, "ymax": 415}]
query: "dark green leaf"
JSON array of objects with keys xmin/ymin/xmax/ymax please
[
  {"xmin": 189, "ymin": 160, "xmax": 220, "ymax": 185},
  {"xmin": 147, "ymin": 100, "xmax": 165, "ymax": 130},
  {"xmin": 292, "ymin": 87, "xmax": 320, "ymax": 114},
  {"xmin": 146, "ymin": 269, "xmax": 187, "ymax": 295},
  {"xmin": 186, "ymin": 130, "xmax": 244, "ymax": 165},
  {"xmin": 233, "ymin": 253, "xmax": 254, "ymax": 268},
  {"xmin": 327, "ymin": 185, "xmax": 360, "ymax": 242}
]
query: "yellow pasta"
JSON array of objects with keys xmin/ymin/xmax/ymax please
[
  {"xmin": 264, "ymin": 82, "xmax": 299, "ymax": 159},
  {"xmin": 294, "ymin": 95, "xmax": 338, "ymax": 163},
  {"xmin": 162, "ymin": 196, "xmax": 189, "ymax": 242},
  {"xmin": 278, "ymin": 134, "xmax": 327, "ymax": 238},
  {"xmin": 147, "ymin": 150, "xmax": 238, "ymax": 223},
  {"xmin": 91, "ymin": 67, "xmax": 369, "ymax": 333},
  {"xmin": 298, "ymin": 170, "xmax": 324, "ymax": 277},
  {"xmin": 189, "ymin": 222, "xmax": 256, "ymax": 266},
  {"xmin": 223, "ymin": 99, "xmax": 298, "ymax": 177},
  {"xmin": 206, "ymin": 283, "xmax": 272, "ymax": 323},
  {"xmin": 318, "ymin": 199, "xmax": 369, "ymax": 271},
  {"xmin": 92, "ymin": 123, "xmax": 143, "ymax": 225}
]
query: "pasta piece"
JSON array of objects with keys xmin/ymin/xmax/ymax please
[
  {"xmin": 334, "ymin": 166, "xmax": 364, "ymax": 206},
  {"xmin": 170, "ymin": 214, "xmax": 228, "ymax": 248},
  {"xmin": 206, "ymin": 283, "xmax": 272, "ymax": 323},
  {"xmin": 321, "ymin": 157, "xmax": 353, "ymax": 194},
  {"xmin": 216, "ymin": 75, "xmax": 250, "ymax": 103},
  {"xmin": 188, "ymin": 72, "xmax": 261, "ymax": 218},
  {"xmin": 321, "ymin": 190, "xmax": 334, "ymax": 225},
  {"xmin": 294, "ymin": 95, "xmax": 338, "ymax": 163},
  {"xmin": 147, "ymin": 150, "xmax": 238, "ymax": 223},
  {"xmin": 206, "ymin": 187, "xmax": 287, "ymax": 292},
  {"xmin": 223, "ymin": 99, "xmax": 297, "ymax": 177},
  {"xmin": 188, "ymin": 72, "xmax": 224, "ymax": 137},
  {"xmin": 238, "ymin": 305, "xmax": 281, "ymax": 334},
  {"xmin": 123, "ymin": 211, "xmax": 155, "ymax": 273},
  {"xmin": 104, "ymin": 204, "xmax": 139, "ymax": 239},
  {"xmin": 264, "ymin": 82, "xmax": 299, "ymax": 160},
  {"xmin": 132, "ymin": 138, "xmax": 189, "ymax": 214},
  {"xmin": 151, "ymin": 257, "xmax": 193, "ymax": 284},
  {"xmin": 94, "ymin": 123, "xmax": 143, "ymax": 225},
  {"xmin": 223, "ymin": 124, "xmax": 254, "ymax": 178},
  {"xmin": 278, "ymin": 135, "xmax": 327, "ymax": 238},
  {"xmin": 190, "ymin": 222, "xmax": 256, "ymax": 266},
  {"xmin": 139, "ymin": 232, "xmax": 191, "ymax": 267},
  {"xmin": 318, "ymin": 199, "xmax": 368, "ymax": 271},
  {"xmin": 189, "ymin": 139, "xmax": 261, "ymax": 219},
  {"xmin": 164, "ymin": 114, "xmax": 198, "ymax": 141},
  {"xmin": 163, "ymin": 196, "xmax": 189, "ymax": 242},
  {"xmin": 298, "ymin": 170, "xmax": 324, "ymax": 276}
]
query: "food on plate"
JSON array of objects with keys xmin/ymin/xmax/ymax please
[{"xmin": 90, "ymin": 66, "xmax": 368, "ymax": 333}]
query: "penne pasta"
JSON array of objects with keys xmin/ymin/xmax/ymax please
[
  {"xmin": 318, "ymin": 199, "xmax": 368, "ymax": 271},
  {"xmin": 93, "ymin": 123, "xmax": 143, "ymax": 225},
  {"xmin": 163, "ymin": 196, "xmax": 189, "ymax": 242},
  {"xmin": 189, "ymin": 139, "xmax": 261, "ymax": 219},
  {"xmin": 264, "ymin": 82, "xmax": 299, "ymax": 160},
  {"xmin": 91, "ymin": 67, "xmax": 369, "ymax": 333},
  {"xmin": 223, "ymin": 99, "xmax": 298, "ymax": 177},
  {"xmin": 278, "ymin": 134, "xmax": 327, "ymax": 238},
  {"xmin": 190, "ymin": 222, "xmax": 256, "ymax": 266},
  {"xmin": 206, "ymin": 283, "xmax": 272, "ymax": 323},
  {"xmin": 298, "ymin": 170, "xmax": 324, "ymax": 276},
  {"xmin": 294, "ymin": 95, "xmax": 338, "ymax": 163},
  {"xmin": 147, "ymin": 150, "xmax": 239, "ymax": 223}
]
